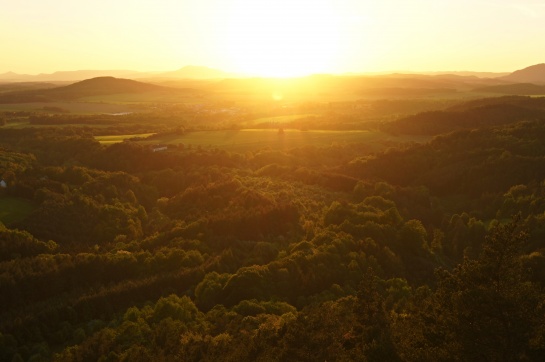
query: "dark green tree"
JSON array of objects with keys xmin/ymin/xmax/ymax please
[{"xmin": 422, "ymin": 216, "xmax": 545, "ymax": 360}]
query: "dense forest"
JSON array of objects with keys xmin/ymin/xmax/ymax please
[{"xmin": 1, "ymin": 95, "xmax": 545, "ymax": 361}]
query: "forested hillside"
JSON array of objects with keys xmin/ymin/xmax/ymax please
[
  {"xmin": 381, "ymin": 95, "xmax": 545, "ymax": 135},
  {"xmin": 1, "ymin": 96, "xmax": 545, "ymax": 361}
]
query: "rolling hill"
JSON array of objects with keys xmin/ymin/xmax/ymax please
[
  {"xmin": 45, "ymin": 77, "xmax": 169, "ymax": 98},
  {"xmin": 0, "ymin": 77, "xmax": 192, "ymax": 103},
  {"xmin": 0, "ymin": 82, "xmax": 60, "ymax": 94},
  {"xmin": 381, "ymin": 96, "xmax": 545, "ymax": 135},
  {"xmin": 501, "ymin": 63, "xmax": 545, "ymax": 84},
  {"xmin": 472, "ymin": 82, "xmax": 545, "ymax": 95}
]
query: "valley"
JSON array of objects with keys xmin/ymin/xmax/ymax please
[{"xmin": 1, "ymin": 64, "xmax": 545, "ymax": 361}]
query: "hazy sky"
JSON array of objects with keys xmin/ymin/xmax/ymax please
[{"xmin": 1, "ymin": 0, "xmax": 544, "ymax": 76}]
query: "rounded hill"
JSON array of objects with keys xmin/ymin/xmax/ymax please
[{"xmin": 46, "ymin": 76, "xmax": 171, "ymax": 99}]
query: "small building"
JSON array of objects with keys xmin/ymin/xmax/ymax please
[
  {"xmin": 152, "ymin": 145, "xmax": 168, "ymax": 153},
  {"xmin": 0, "ymin": 180, "xmax": 6, "ymax": 188}
]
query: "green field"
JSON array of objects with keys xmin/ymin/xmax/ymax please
[
  {"xmin": 95, "ymin": 133, "xmax": 156, "ymax": 144},
  {"xmin": 134, "ymin": 129, "xmax": 429, "ymax": 152},
  {"xmin": 0, "ymin": 197, "xmax": 36, "ymax": 225},
  {"xmin": 246, "ymin": 114, "xmax": 317, "ymax": 126}
]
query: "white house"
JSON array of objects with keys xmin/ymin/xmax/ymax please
[{"xmin": 0, "ymin": 180, "xmax": 6, "ymax": 188}]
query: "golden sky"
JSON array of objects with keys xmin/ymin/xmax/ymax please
[{"xmin": 1, "ymin": 0, "xmax": 544, "ymax": 77}]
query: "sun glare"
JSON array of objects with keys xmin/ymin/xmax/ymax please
[{"xmin": 223, "ymin": 0, "xmax": 343, "ymax": 77}]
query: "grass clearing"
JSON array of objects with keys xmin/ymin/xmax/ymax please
[{"xmin": 0, "ymin": 197, "xmax": 36, "ymax": 225}]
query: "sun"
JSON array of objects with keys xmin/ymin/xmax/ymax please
[{"xmin": 222, "ymin": 0, "xmax": 343, "ymax": 77}]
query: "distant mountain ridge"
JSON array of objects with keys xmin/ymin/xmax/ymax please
[
  {"xmin": 0, "ymin": 70, "xmax": 149, "ymax": 82},
  {"xmin": 501, "ymin": 64, "xmax": 545, "ymax": 84},
  {"xmin": 158, "ymin": 65, "xmax": 234, "ymax": 79},
  {"xmin": 2, "ymin": 64, "xmax": 544, "ymax": 83},
  {"xmin": 0, "ymin": 65, "xmax": 233, "ymax": 82}
]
